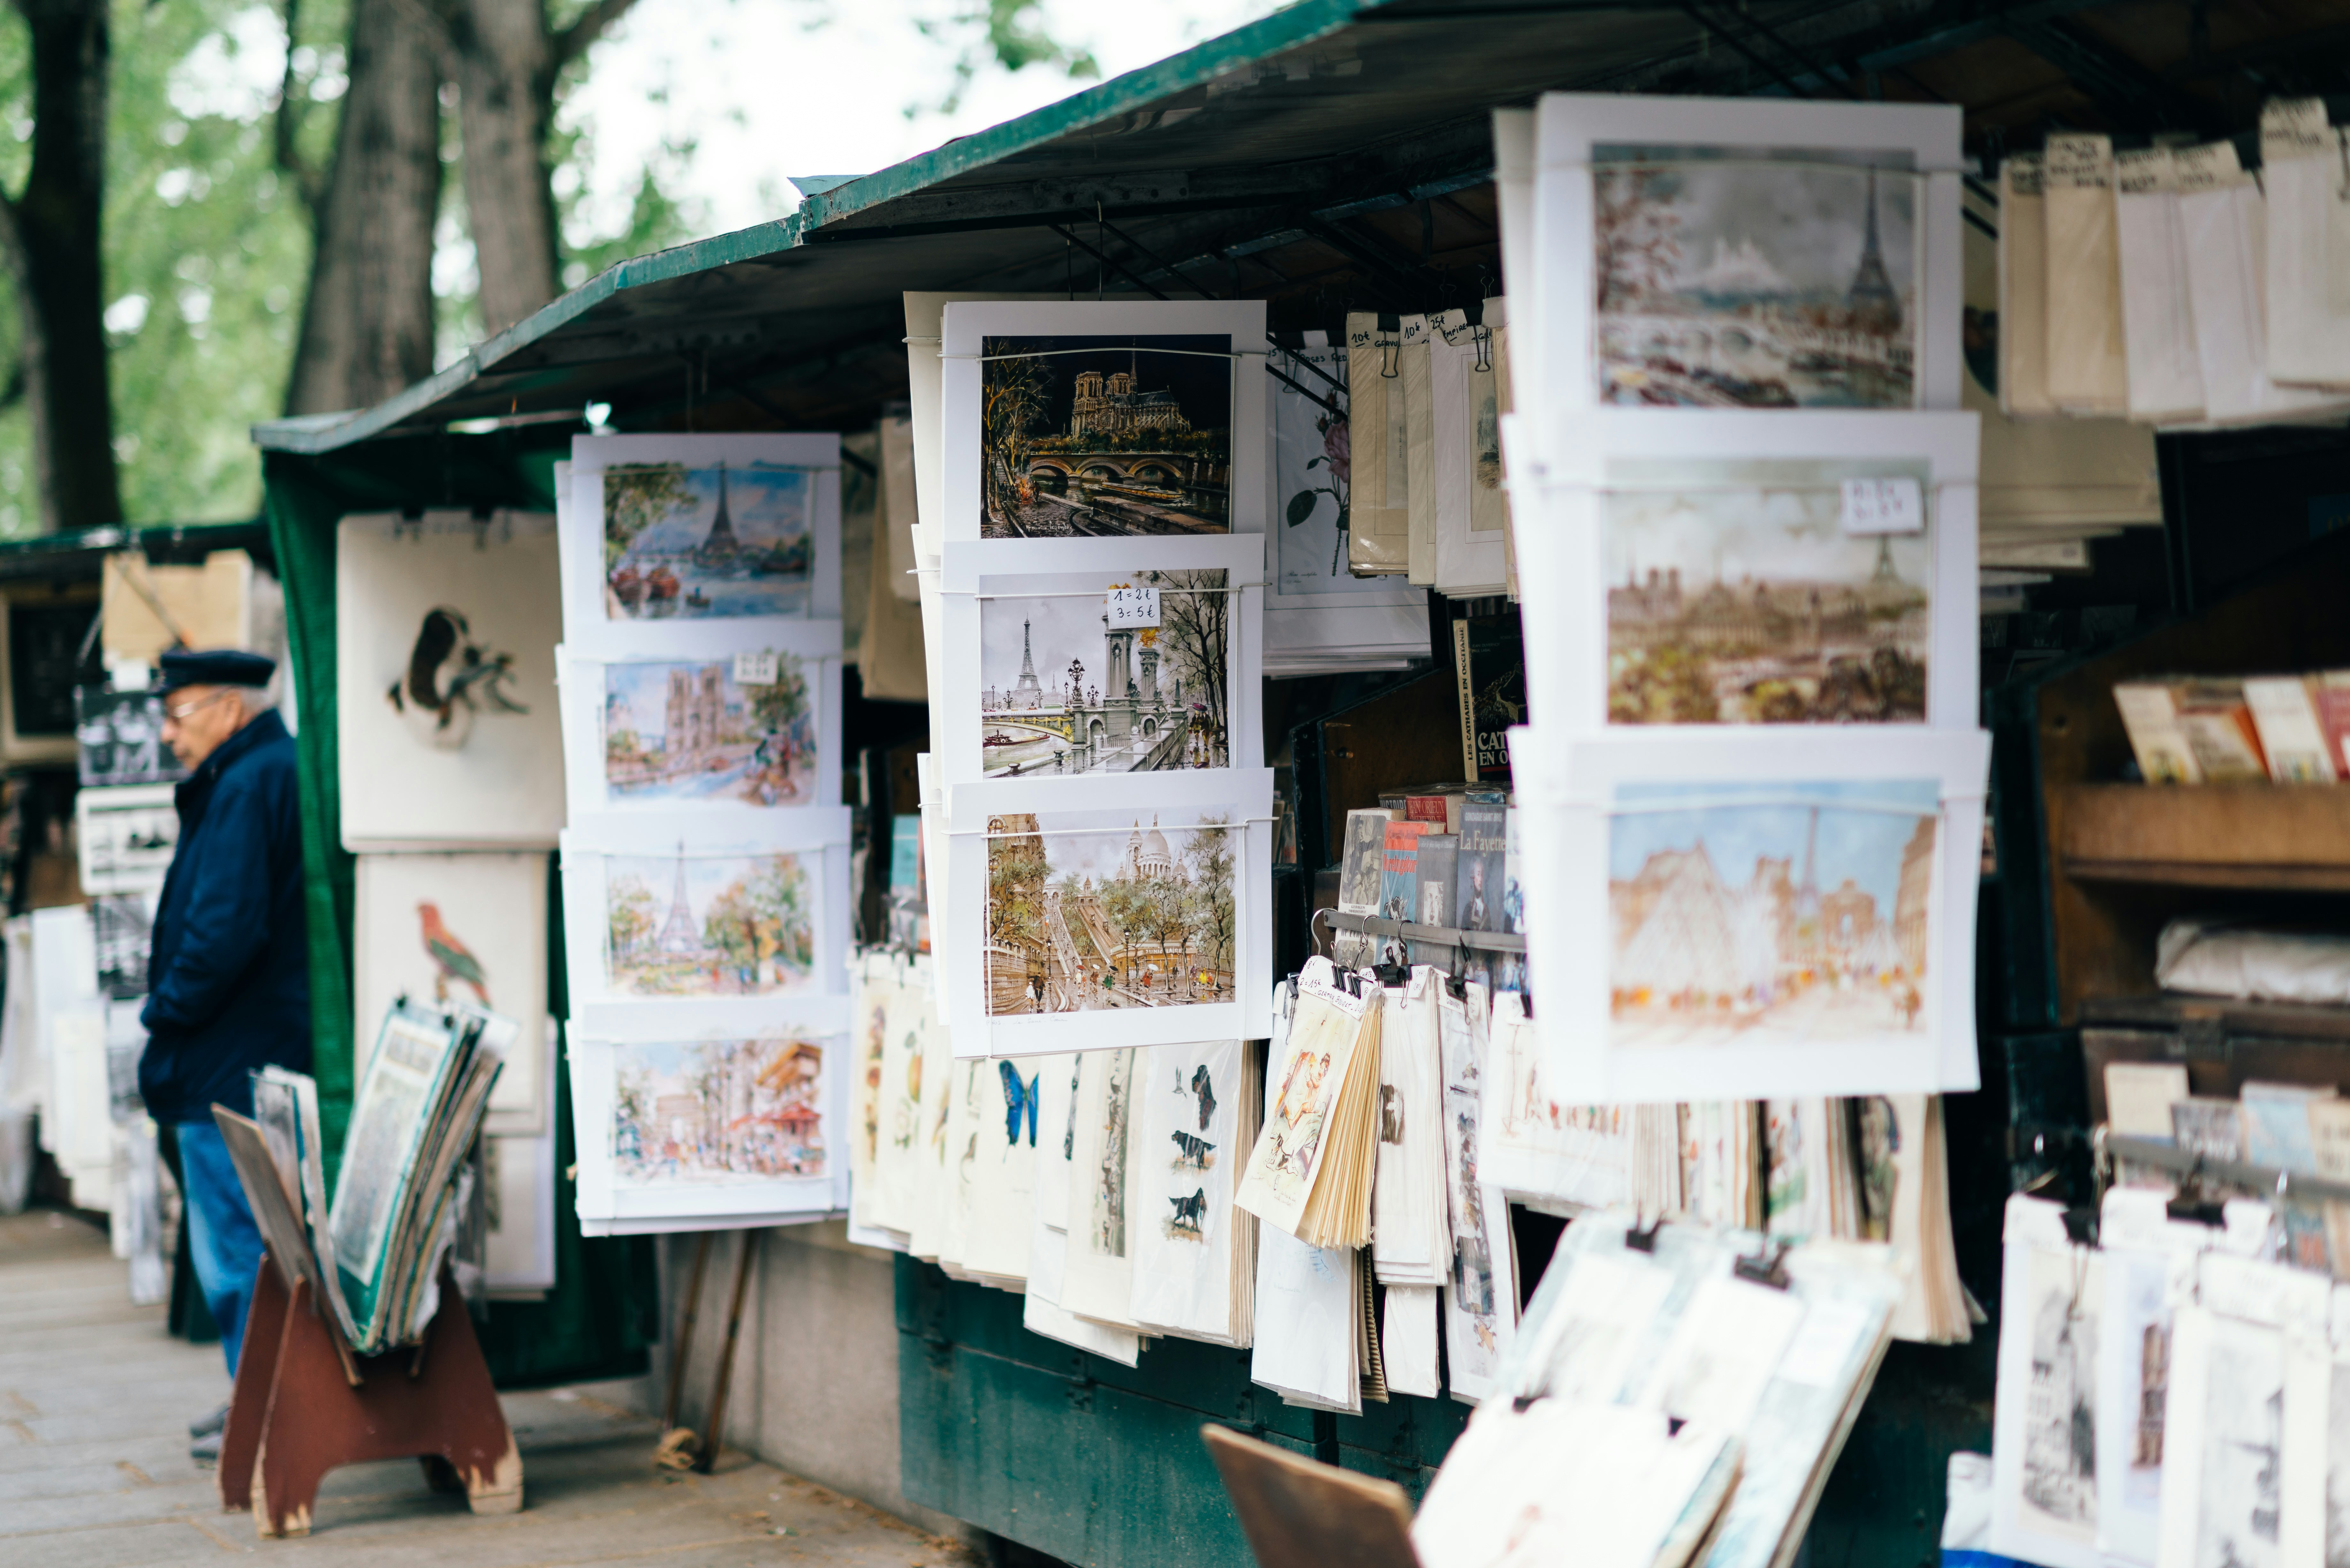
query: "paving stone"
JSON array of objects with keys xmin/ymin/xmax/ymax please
[{"xmin": 0, "ymin": 1210, "xmax": 976, "ymax": 1566}]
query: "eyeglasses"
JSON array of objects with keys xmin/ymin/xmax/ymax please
[{"xmin": 162, "ymin": 689, "xmax": 237, "ymax": 725}]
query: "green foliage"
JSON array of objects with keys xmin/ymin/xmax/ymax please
[
  {"xmin": 703, "ymin": 855, "xmax": 811, "ymax": 975},
  {"xmin": 601, "ymin": 462, "xmax": 695, "ymax": 566},
  {"xmin": 915, "ymin": 0, "xmax": 1099, "ymax": 116},
  {"xmin": 608, "ymin": 872, "xmax": 656, "ymax": 956},
  {"xmin": 747, "ymin": 650, "xmax": 809, "ymax": 732}
]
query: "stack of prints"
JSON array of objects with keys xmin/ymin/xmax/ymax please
[
  {"xmin": 553, "ymin": 434, "xmax": 853, "ymax": 1235},
  {"xmin": 1495, "ymin": 92, "xmax": 1991, "ymax": 1115}
]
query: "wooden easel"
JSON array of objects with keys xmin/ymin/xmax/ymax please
[{"xmin": 218, "ymin": 1251, "xmax": 521, "ymax": 1537}]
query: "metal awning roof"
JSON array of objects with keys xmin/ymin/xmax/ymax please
[{"xmin": 252, "ymin": 0, "xmax": 2350, "ymax": 455}]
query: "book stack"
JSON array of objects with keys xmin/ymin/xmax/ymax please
[
  {"xmin": 322, "ymin": 1000, "xmax": 509, "ymax": 1352},
  {"xmin": 2116, "ymin": 673, "xmax": 2350, "ymax": 783},
  {"xmin": 1236, "ymin": 959, "xmax": 1385, "ymax": 1251}
]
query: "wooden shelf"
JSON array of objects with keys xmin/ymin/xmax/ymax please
[{"xmin": 2057, "ymin": 782, "xmax": 2350, "ymax": 891}]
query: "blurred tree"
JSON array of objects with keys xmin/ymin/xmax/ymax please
[{"xmin": 1, "ymin": 0, "xmax": 119, "ymax": 531}]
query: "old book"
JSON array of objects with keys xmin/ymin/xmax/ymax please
[
  {"xmin": 1409, "ymin": 834, "xmax": 1458, "ymax": 966},
  {"xmin": 2170, "ymin": 1097, "xmax": 2245, "ymax": 1164},
  {"xmin": 1249, "ymin": 987, "xmax": 1361, "ymax": 1409},
  {"xmin": 2106, "ymin": 1062, "xmax": 2189, "ymax": 1140},
  {"xmin": 1334, "ymin": 806, "xmax": 1396, "ymax": 970},
  {"xmin": 2043, "ymin": 133, "xmax": 2129, "ymax": 415},
  {"xmin": 2311, "ymin": 673, "xmax": 2350, "ymax": 779},
  {"xmin": 2113, "ymin": 682, "xmax": 2201, "ymax": 784},
  {"xmin": 1235, "ymin": 960, "xmax": 1382, "ymax": 1250},
  {"xmin": 2307, "ymin": 1100, "xmax": 2350, "ymax": 1281},
  {"xmin": 2241, "ymin": 1081, "xmax": 2335, "ymax": 1272},
  {"xmin": 2172, "ymin": 678, "xmax": 2268, "ymax": 781},
  {"xmin": 1377, "ymin": 821, "xmax": 1432, "ymax": 967},
  {"xmin": 1370, "ymin": 974, "xmax": 1450, "ymax": 1288},
  {"xmin": 2242, "ymin": 676, "xmax": 2338, "ymax": 781},
  {"xmin": 1451, "ymin": 608, "xmax": 1526, "ymax": 787}
]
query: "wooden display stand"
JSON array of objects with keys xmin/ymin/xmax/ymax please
[
  {"xmin": 218, "ymin": 1251, "xmax": 521, "ymax": 1536},
  {"xmin": 1200, "ymin": 1424, "xmax": 1419, "ymax": 1568}
]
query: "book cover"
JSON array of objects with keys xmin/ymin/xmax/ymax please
[
  {"xmin": 2242, "ymin": 677, "xmax": 2337, "ymax": 781},
  {"xmin": 1380, "ymin": 820, "xmax": 1432, "ymax": 967},
  {"xmin": 1411, "ymin": 833, "xmax": 1459, "ymax": 966},
  {"xmin": 1450, "ymin": 607, "xmax": 1526, "ymax": 785},
  {"xmin": 2172, "ymin": 678, "xmax": 2268, "ymax": 781},
  {"xmin": 2170, "ymin": 1097, "xmax": 2244, "ymax": 1162},
  {"xmin": 1497, "ymin": 806, "xmax": 1526, "ymax": 992},
  {"xmin": 2113, "ymin": 682, "xmax": 2200, "ymax": 784},
  {"xmin": 2312, "ymin": 673, "xmax": 2350, "ymax": 778},
  {"xmin": 2242, "ymin": 1081, "xmax": 2335, "ymax": 1270},
  {"xmin": 1334, "ymin": 807, "xmax": 1396, "ymax": 969}
]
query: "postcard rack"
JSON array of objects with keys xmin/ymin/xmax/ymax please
[
  {"xmin": 1314, "ymin": 908, "xmax": 1527, "ymax": 955},
  {"xmin": 2101, "ymin": 1132, "xmax": 2350, "ymax": 1206},
  {"xmin": 218, "ymin": 1253, "xmax": 520, "ymax": 1537}
]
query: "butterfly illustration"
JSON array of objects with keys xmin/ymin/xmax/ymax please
[{"xmin": 999, "ymin": 1060, "xmax": 1041, "ymax": 1147}]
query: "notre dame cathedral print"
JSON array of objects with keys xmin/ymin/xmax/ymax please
[{"xmin": 979, "ymin": 335, "xmax": 1234, "ymax": 537}]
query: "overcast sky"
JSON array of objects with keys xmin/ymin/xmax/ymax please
[{"xmin": 563, "ymin": 0, "xmax": 1288, "ymax": 241}]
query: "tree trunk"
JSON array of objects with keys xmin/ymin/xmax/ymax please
[
  {"xmin": 0, "ymin": 0, "xmax": 119, "ymax": 531},
  {"xmin": 284, "ymin": 0, "xmax": 443, "ymax": 416},
  {"xmin": 440, "ymin": 0, "xmax": 559, "ymax": 335}
]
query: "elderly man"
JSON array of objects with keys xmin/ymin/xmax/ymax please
[{"xmin": 137, "ymin": 649, "xmax": 308, "ymax": 1462}]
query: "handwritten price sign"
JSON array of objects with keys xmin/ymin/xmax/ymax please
[
  {"xmin": 1104, "ymin": 586, "xmax": 1160, "ymax": 628},
  {"xmin": 733, "ymin": 650, "xmax": 779, "ymax": 685},
  {"xmin": 1838, "ymin": 477, "xmax": 1925, "ymax": 536}
]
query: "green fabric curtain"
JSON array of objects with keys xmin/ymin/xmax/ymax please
[{"xmin": 261, "ymin": 430, "xmax": 659, "ymax": 1387}]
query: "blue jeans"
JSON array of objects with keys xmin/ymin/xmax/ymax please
[{"xmin": 177, "ymin": 1120, "xmax": 265, "ymax": 1378}]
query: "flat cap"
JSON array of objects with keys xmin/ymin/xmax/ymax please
[{"xmin": 158, "ymin": 648, "xmax": 276, "ymax": 693}]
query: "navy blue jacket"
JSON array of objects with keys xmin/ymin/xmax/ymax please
[{"xmin": 138, "ymin": 709, "xmax": 311, "ymax": 1123}]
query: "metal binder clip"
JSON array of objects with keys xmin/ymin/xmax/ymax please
[
  {"xmin": 1520, "ymin": 989, "xmax": 1534, "ymax": 1020},
  {"xmin": 1625, "ymin": 1214, "xmax": 1665, "ymax": 1254},
  {"xmin": 2166, "ymin": 1157, "xmax": 2226, "ymax": 1227},
  {"xmin": 1373, "ymin": 962, "xmax": 1408, "ymax": 989},
  {"xmin": 1377, "ymin": 313, "xmax": 1401, "ymax": 379},
  {"xmin": 1733, "ymin": 1241, "xmax": 1792, "ymax": 1290},
  {"xmin": 1471, "ymin": 322, "xmax": 1493, "ymax": 374},
  {"xmin": 2059, "ymin": 1207, "xmax": 2098, "ymax": 1248}
]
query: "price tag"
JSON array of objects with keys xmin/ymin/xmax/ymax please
[
  {"xmin": 733, "ymin": 650, "xmax": 779, "ymax": 685},
  {"xmin": 1104, "ymin": 586, "xmax": 1160, "ymax": 628},
  {"xmin": 1839, "ymin": 477, "xmax": 1924, "ymax": 536}
]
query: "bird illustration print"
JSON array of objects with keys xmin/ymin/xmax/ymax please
[
  {"xmin": 386, "ymin": 606, "xmax": 529, "ymax": 751},
  {"xmin": 417, "ymin": 901, "xmax": 490, "ymax": 1006}
]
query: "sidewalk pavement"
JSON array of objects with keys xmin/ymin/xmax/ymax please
[{"xmin": 0, "ymin": 1206, "xmax": 974, "ymax": 1566}]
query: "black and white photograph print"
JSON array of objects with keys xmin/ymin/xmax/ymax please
[{"xmin": 74, "ymin": 686, "xmax": 184, "ymax": 788}]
